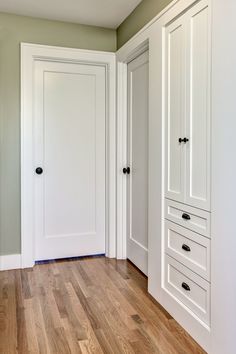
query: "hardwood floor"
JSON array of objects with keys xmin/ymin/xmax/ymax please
[{"xmin": 0, "ymin": 256, "xmax": 206, "ymax": 354}]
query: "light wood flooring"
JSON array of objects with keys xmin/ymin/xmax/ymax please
[{"xmin": 0, "ymin": 256, "xmax": 206, "ymax": 354}]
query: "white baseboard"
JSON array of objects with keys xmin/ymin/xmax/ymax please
[{"xmin": 0, "ymin": 254, "xmax": 22, "ymax": 271}]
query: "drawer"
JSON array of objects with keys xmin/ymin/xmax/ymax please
[
  {"xmin": 165, "ymin": 199, "xmax": 211, "ymax": 237},
  {"xmin": 164, "ymin": 255, "xmax": 210, "ymax": 325},
  {"xmin": 164, "ymin": 221, "xmax": 210, "ymax": 280}
]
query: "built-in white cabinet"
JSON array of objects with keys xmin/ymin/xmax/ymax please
[
  {"xmin": 165, "ymin": 1, "xmax": 210, "ymax": 211},
  {"xmin": 162, "ymin": 0, "xmax": 212, "ymax": 349}
]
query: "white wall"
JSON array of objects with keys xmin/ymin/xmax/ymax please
[{"xmin": 211, "ymin": 1, "xmax": 236, "ymax": 353}]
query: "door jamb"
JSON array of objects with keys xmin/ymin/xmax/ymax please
[{"xmin": 21, "ymin": 43, "xmax": 116, "ymax": 268}]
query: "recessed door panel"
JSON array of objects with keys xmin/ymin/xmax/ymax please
[
  {"xmin": 34, "ymin": 61, "xmax": 106, "ymax": 260},
  {"xmin": 165, "ymin": 18, "xmax": 186, "ymax": 203},
  {"xmin": 186, "ymin": 4, "xmax": 210, "ymax": 210},
  {"xmin": 127, "ymin": 51, "xmax": 149, "ymax": 275}
]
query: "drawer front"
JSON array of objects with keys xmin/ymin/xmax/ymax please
[
  {"xmin": 165, "ymin": 199, "xmax": 211, "ymax": 237},
  {"xmin": 164, "ymin": 255, "xmax": 210, "ymax": 325},
  {"xmin": 165, "ymin": 221, "xmax": 210, "ymax": 280}
]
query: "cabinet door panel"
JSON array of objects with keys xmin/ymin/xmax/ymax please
[
  {"xmin": 165, "ymin": 18, "xmax": 186, "ymax": 203},
  {"xmin": 186, "ymin": 3, "xmax": 210, "ymax": 210}
]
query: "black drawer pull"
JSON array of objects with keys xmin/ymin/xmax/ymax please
[
  {"xmin": 182, "ymin": 213, "xmax": 191, "ymax": 220},
  {"xmin": 182, "ymin": 244, "xmax": 191, "ymax": 252},
  {"xmin": 182, "ymin": 282, "xmax": 191, "ymax": 291}
]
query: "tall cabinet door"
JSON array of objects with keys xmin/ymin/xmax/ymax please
[
  {"xmin": 185, "ymin": 2, "xmax": 211, "ymax": 211},
  {"xmin": 165, "ymin": 16, "xmax": 186, "ymax": 203}
]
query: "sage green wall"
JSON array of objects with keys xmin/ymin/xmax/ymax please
[
  {"xmin": 0, "ymin": 12, "xmax": 116, "ymax": 256},
  {"xmin": 117, "ymin": 0, "xmax": 172, "ymax": 48}
]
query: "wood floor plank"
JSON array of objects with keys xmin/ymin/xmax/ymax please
[
  {"xmin": 15, "ymin": 270, "xmax": 29, "ymax": 354},
  {"xmin": 64, "ymin": 282, "xmax": 104, "ymax": 353},
  {"xmin": 31, "ymin": 297, "xmax": 51, "ymax": 354},
  {"xmin": 0, "ymin": 256, "xmax": 206, "ymax": 354}
]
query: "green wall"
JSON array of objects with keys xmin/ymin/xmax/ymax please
[
  {"xmin": 117, "ymin": 0, "xmax": 172, "ymax": 48},
  {"xmin": 0, "ymin": 12, "xmax": 116, "ymax": 256}
]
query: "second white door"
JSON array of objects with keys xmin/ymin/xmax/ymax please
[
  {"xmin": 127, "ymin": 51, "xmax": 149, "ymax": 275},
  {"xmin": 34, "ymin": 60, "xmax": 106, "ymax": 261}
]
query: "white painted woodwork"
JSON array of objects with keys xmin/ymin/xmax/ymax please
[
  {"xmin": 127, "ymin": 51, "xmax": 149, "ymax": 275},
  {"xmin": 211, "ymin": 0, "xmax": 236, "ymax": 353},
  {"xmin": 185, "ymin": 3, "xmax": 210, "ymax": 210},
  {"xmin": 0, "ymin": 254, "xmax": 22, "ymax": 271},
  {"xmin": 163, "ymin": 0, "xmax": 211, "ymax": 345},
  {"xmin": 165, "ymin": 199, "xmax": 211, "ymax": 237},
  {"xmin": 21, "ymin": 44, "xmax": 116, "ymax": 267},
  {"xmin": 34, "ymin": 60, "xmax": 106, "ymax": 261},
  {"xmin": 165, "ymin": 17, "xmax": 186, "ymax": 203},
  {"xmin": 165, "ymin": 221, "xmax": 210, "ymax": 280},
  {"xmin": 164, "ymin": 255, "xmax": 210, "ymax": 326},
  {"xmin": 165, "ymin": 0, "xmax": 210, "ymax": 211}
]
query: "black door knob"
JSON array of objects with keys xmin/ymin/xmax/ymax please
[
  {"xmin": 123, "ymin": 167, "xmax": 130, "ymax": 175},
  {"xmin": 35, "ymin": 167, "xmax": 43, "ymax": 175}
]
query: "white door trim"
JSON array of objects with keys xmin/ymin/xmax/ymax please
[{"xmin": 21, "ymin": 43, "xmax": 116, "ymax": 268}]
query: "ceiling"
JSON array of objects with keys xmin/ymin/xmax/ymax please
[{"xmin": 0, "ymin": 0, "xmax": 142, "ymax": 29}]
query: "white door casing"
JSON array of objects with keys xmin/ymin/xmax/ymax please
[
  {"xmin": 34, "ymin": 60, "xmax": 106, "ymax": 261},
  {"xmin": 21, "ymin": 43, "xmax": 116, "ymax": 267},
  {"xmin": 127, "ymin": 51, "xmax": 149, "ymax": 275}
]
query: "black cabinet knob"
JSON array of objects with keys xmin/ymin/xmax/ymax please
[
  {"xmin": 35, "ymin": 167, "xmax": 43, "ymax": 175},
  {"xmin": 182, "ymin": 213, "xmax": 191, "ymax": 220},
  {"xmin": 179, "ymin": 137, "xmax": 189, "ymax": 143},
  {"xmin": 123, "ymin": 167, "xmax": 130, "ymax": 175},
  {"xmin": 182, "ymin": 282, "xmax": 191, "ymax": 291},
  {"xmin": 182, "ymin": 244, "xmax": 191, "ymax": 252}
]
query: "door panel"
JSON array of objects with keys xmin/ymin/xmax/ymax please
[
  {"xmin": 34, "ymin": 61, "xmax": 106, "ymax": 260},
  {"xmin": 165, "ymin": 18, "xmax": 186, "ymax": 203},
  {"xmin": 127, "ymin": 51, "xmax": 149, "ymax": 275},
  {"xmin": 186, "ymin": 4, "xmax": 210, "ymax": 210}
]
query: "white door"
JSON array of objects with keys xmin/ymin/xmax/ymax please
[
  {"xmin": 164, "ymin": 2, "xmax": 210, "ymax": 211},
  {"xmin": 34, "ymin": 60, "xmax": 106, "ymax": 261},
  {"xmin": 127, "ymin": 51, "xmax": 149, "ymax": 275}
]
